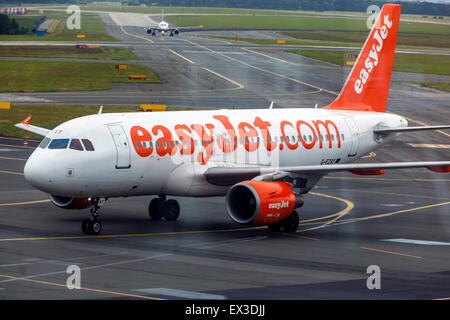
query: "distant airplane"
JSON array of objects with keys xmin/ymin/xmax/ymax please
[
  {"xmin": 145, "ymin": 8, "xmax": 182, "ymax": 36},
  {"xmin": 16, "ymin": 4, "xmax": 450, "ymax": 235}
]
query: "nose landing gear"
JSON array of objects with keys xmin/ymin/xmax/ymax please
[
  {"xmin": 148, "ymin": 196, "xmax": 180, "ymax": 221},
  {"xmin": 82, "ymin": 198, "xmax": 106, "ymax": 235}
]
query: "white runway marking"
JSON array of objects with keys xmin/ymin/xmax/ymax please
[
  {"xmin": 0, "ymin": 263, "xmax": 30, "ymax": 268},
  {"xmin": 382, "ymin": 239, "xmax": 450, "ymax": 246},
  {"xmin": 134, "ymin": 288, "xmax": 226, "ymax": 300}
]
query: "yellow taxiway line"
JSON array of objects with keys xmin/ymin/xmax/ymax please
[
  {"xmin": 168, "ymin": 49, "xmax": 195, "ymax": 64},
  {"xmin": 201, "ymin": 67, "xmax": 245, "ymax": 90},
  {"xmin": 108, "ymin": 13, "xmax": 154, "ymax": 44},
  {"xmin": 0, "ymin": 199, "xmax": 50, "ymax": 207},
  {"xmin": 0, "ymin": 169, "xmax": 24, "ymax": 176},
  {"xmin": 408, "ymin": 143, "xmax": 450, "ymax": 149},
  {"xmin": 301, "ymin": 192, "xmax": 354, "ymax": 224},
  {"xmin": 0, "ymin": 273, "xmax": 165, "ymax": 300},
  {"xmin": 242, "ymin": 47, "xmax": 298, "ymax": 65},
  {"xmin": 0, "ymin": 156, "xmax": 26, "ymax": 161},
  {"xmin": 360, "ymin": 246, "xmax": 422, "ymax": 259},
  {"xmin": 0, "ymin": 143, "xmax": 34, "ymax": 149}
]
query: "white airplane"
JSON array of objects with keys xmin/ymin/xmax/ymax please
[
  {"xmin": 16, "ymin": 4, "xmax": 450, "ymax": 235},
  {"xmin": 145, "ymin": 9, "xmax": 180, "ymax": 37}
]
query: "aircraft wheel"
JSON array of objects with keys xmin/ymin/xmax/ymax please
[
  {"xmin": 268, "ymin": 221, "xmax": 283, "ymax": 232},
  {"xmin": 161, "ymin": 199, "xmax": 180, "ymax": 221},
  {"xmin": 149, "ymin": 198, "xmax": 164, "ymax": 220},
  {"xmin": 82, "ymin": 218, "xmax": 102, "ymax": 235},
  {"xmin": 282, "ymin": 210, "xmax": 299, "ymax": 232}
]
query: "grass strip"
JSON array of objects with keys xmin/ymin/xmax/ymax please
[
  {"xmin": 286, "ymin": 49, "xmax": 450, "ymax": 76},
  {"xmin": 0, "ymin": 60, "xmax": 162, "ymax": 93},
  {"xmin": 0, "ymin": 46, "xmax": 136, "ymax": 60}
]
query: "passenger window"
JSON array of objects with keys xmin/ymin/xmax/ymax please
[
  {"xmin": 38, "ymin": 137, "xmax": 51, "ymax": 149},
  {"xmin": 48, "ymin": 139, "xmax": 70, "ymax": 149},
  {"xmin": 69, "ymin": 139, "xmax": 84, "ymax": 151},
  {"xmin": 81, "ymin": 139, "xmax": 95, "ymax": 151}
]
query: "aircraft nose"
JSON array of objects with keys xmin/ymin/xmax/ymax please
[{"xmin": 24, "ymin": 153, "xmax": 55, "ymax": 191}]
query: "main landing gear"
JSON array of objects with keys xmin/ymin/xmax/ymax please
[
  {"xmin": 148, "ymin": 196, "xmax": 180, "ymax": 221},
  {"xmin": 268, "ymin": 210, "xmax": 300, "ymax": 233},
  {"xmin": 82, "ymin": 198, "xmax": 106, "ymax": 235}
]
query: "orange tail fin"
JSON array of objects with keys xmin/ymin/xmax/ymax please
[{"xmin": 324, "ymin": 4, "xmax": 401, "ymax": 113}]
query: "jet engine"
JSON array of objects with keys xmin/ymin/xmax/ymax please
[
  {"xmin": 49, "ymin": 194, "xmax": 92, "ymax": 210},
  {"xmin": 146, "ymin": 29, "xmax": 152, "ymax": 34},
  {"xmin": 225, "ymin": 181, "xmax": 303, "ymax": 226},
  {"xmin": 174, "ymin": 29, "xmax": 179, "ymax": 35}
]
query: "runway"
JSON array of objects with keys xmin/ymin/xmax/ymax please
[{"xmin": 0, "ymin": 13, "xmax": 449, "ymax": 300}]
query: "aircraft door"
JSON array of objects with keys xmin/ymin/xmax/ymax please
[
  {"xmin": 344, "ymin": 117, "xmax": 360, "ymax": 157},
  {"xmin": 107, "ymin": 124, "xmax": 131, "ymax": 169}
]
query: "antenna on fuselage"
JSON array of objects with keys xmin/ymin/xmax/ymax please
[
  {"xmin": 268, "ymin": 101, "xmax": 274, "ymax": 110},
  {"xmin": 98, "ymin": 105, "xmax": 103, "ymax": 114},
  {"xmin": 314, "ymin": 103, "xmax": 318, "ymax": 109}
]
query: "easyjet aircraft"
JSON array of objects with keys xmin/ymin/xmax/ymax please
[{"xmin": 17, "ymin": 4, "xmax": 450, "ymax": 235}]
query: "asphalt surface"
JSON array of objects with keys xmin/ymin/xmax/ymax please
[{"xmin": 0, "ymin": 13, "xmax": 449, "ymax": 300}]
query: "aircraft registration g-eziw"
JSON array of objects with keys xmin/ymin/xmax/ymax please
[{"xmin": 16, "ymin": 4, "xmax": 450, "ymax": 235}]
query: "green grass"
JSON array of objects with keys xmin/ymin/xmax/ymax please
[
  {"xmin": 412, "ymin": 82, "xmax": 450, "ymax": 92},
  {"xmin": 0, "ymin": 104, "xmax": 188, "ymax": 139},
  {"xmin": 209, "ymin": 35, "xmax": 359, "ymax": 48},
  {"xmin": 286, "ymin": 49, "xmax": 450, "ymax": 76},
  {"xmin": 0, "ymin": 13, "xmax": 117, "ymax": 42},
  {"xmin": 280, "ymin": 30, "xmax": 450, "ymax": 49},
  {"xmin": 0, "ymin": 46, "xmax": 136, "ymax": 60},
  {"xmin": 0, "ymin": 105, "xmax": 138, "ymax": 139},
  {"xmin": 0, "ymin": 60, "xmax": 162, "ymax": 93}
]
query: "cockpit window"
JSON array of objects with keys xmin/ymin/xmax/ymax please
[
  {"xmin": 48, "ymin": 139, "xmax": 70, "ymax": 149},
  {"xmin": 69, "ymin": 139, "xmax": 84, "ymax": 151},
  {"xmin": 38, "ymin": 137, "xmax": 51, "ymax": 149},
  {"xmin": 81, "ymin": 139, "xmax": 95, "ymax": 151}
]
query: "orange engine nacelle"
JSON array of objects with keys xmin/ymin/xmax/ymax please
[
  {"xmin": 49, "ymin": 194, "xmax": 92, "ymax": 210},
  {"xmin": 226, "ymin": 181, "xmax": 303, "ymax": 226}
]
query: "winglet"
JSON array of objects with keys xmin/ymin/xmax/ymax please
[
  {"xmin": 324, "ymin": 4, "xmax": 401, "ymax": 113},
  {"xmin": 15, "ymin": 115, "xmax": 51, "ymax": 137},
  {"xmin": 21, "ymin": 114, "xmax": 32, "ymax": 125}
]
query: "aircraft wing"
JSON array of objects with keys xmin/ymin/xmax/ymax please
[
  {"xmin": 374, "ymin": 125, "xmax": 450, "ymax": 134},
  {"xmin": 204, "ymin": 161, "xmax": 450, "ymax": 186},
  {"xmin": 15, "ymin": 115, "xmax": 50, "ymax": 137}
]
